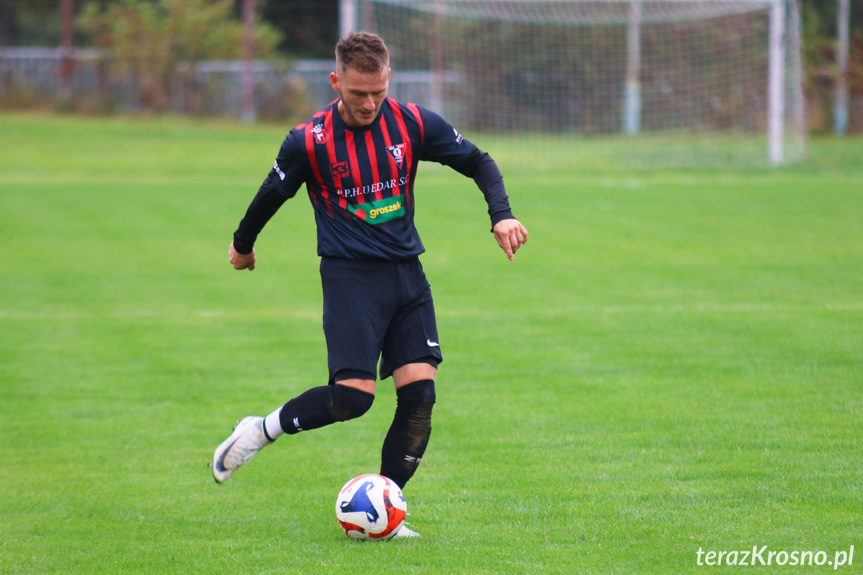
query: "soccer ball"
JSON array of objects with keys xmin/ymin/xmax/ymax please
[{"xmin": 335, "ymin": 474, "xmax": 407, "ymax": 540}]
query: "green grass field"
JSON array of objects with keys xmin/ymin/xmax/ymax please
[{"xmin": 1, "ymin": 113, "xmax": 861, "ymax": 574}]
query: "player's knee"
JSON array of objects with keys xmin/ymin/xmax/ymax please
[
  {"xmin": 329, "ymin": 384, "xmax": 375, "ymax": 422},
  {"xmin": 396, "ymin": 379, "xmax": 436, "ymax": 419}
]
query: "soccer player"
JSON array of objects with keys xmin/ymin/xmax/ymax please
[{"xmin": 212, "ymin": 32, "xmax": 528, "ymax": 536}]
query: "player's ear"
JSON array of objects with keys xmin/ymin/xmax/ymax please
[{"xmin": 330, "ymin": 71, "xmax": 340, "ymax": 93}]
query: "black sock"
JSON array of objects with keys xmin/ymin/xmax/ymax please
[
  {"xmin": 380, "ymin": 379, "xmax": 436, "ymax": 489},
  {"xmin": 279, "ymin": 384, "xmax": 375, "ymax": 435}
]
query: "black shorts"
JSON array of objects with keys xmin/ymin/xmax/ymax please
[{"xmin": 320, "ymin": 256, "xmax": 442, "ymax": 383}]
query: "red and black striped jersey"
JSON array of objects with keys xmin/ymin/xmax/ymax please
[{"xmin": 234, "ymin": 98, "xmax": 514, "ymax": 261}]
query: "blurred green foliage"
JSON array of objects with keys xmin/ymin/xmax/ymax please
[{"xmin": 75, "ymin": 0, "xmax": 282, "ymax": 111}]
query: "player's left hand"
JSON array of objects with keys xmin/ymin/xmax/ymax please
[
  {"xmin": 229, "ymin": 241, "xmax": 256, "ymax": 271},
  {"xmin": 493, "ymin": 218, "xmax": 528, "ymax": 261}
]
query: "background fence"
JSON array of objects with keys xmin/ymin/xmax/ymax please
[{"xmin": 0, "ymin": 47, "xmax": 456, "ymax": 120}]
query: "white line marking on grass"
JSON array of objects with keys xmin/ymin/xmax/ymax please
[
  {"xmin": 2, "ymin": 303, "xmax": 861, "ymax": 321},
  {"xmin": 0, "ymin": 309, "xmax": 321, "ymax": 320},
  {"xmin": 439, "ymin": 302, "xmax": 863, "ymax": 318}
]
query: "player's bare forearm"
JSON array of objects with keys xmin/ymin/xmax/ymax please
[
  {"xmin": 492, "ymin": 218, "xmax": 528, "ymax": 261},
  {"xmin": 229, "ymin": 241, "xmax": 256, "ymax": 271}
]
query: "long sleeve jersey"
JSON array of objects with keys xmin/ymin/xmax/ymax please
[{"xmin": 233, "ymin": 98, "xmax": 515, "ymax": 261}]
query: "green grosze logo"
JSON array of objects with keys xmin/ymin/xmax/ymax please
[{"xmin": 348, "ymin": 195, "xmax": 405, "ymax": 224}]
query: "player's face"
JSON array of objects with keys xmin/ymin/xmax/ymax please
[{"xmin": 331, "ymin": 66, "xmax": 390, "ymax": 128}]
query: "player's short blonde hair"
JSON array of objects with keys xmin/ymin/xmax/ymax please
[{"xmin": 335, "ymin": 32, "xmax": 390, "ymax": 75}]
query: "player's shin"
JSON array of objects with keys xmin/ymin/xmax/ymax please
[
  {"xmin": 380, "ymin": 379, "xmax": 436, "ymax": 488},
  {"xmin": 278, "ymin": 384, "xmax": 375, "ymax": 434}
]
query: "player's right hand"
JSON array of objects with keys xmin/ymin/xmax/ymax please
[{"xmin": 229, "ymin": 242, "xmax": 256, "ymax": 271}]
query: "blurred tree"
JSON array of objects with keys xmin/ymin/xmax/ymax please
[
  {"xmin": 254, "ymin": 0, "xmax": 339, "ymax": 59},
  {"xmin": 0, "ymin": 0, "xmax": 63, "ymax": 45},
  {"xmin": 78, "ymin": 0, "xmax": 282, "ymax": 111},
  {"xmin": 0, "ymin": 0, "xmax": 339, "ymax": 57},
  {"xmin": 801, "ymin": 0, "xmax": 863, "ymax": 131}
]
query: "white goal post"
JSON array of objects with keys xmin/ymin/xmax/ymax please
[{"xmin": 347, "ymin": 0, "xmax": 807, "ymax": 168}]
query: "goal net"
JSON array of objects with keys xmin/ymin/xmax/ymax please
[{"xmin": 354, "ymin": 0, "xmax": 807, "ymax": 169}]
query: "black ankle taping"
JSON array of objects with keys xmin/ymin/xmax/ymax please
[
  {"xmin": 380, "ymin": 379, "xmax": 436, "ymax": 488},
  {"xmin": 279, "ymin": 384, "xmax": 375, "ymax": 435},
  {"xmin": 262, "ymin": 419, "xmax": 277, "ymax": 442}
]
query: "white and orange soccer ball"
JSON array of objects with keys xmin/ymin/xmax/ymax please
[{"xmin": 335, "ymin": 474, "xmax": 407, "ymax": 540}]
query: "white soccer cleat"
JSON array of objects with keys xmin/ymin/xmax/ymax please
[
  {"xmin": 392, "ymin": 523, "xmax": 421, "ymax": 539},
  {"xmin": 212, "ymin": 416, "xmax": 271, "ymax": 484}
]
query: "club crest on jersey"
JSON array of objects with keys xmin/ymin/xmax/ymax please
[
  {"xmin": 332, "ymin": 161, "xmax": 349, "ymax": 178},
  {"xmin": 311, "ymin": 123, "xmax": 328, "ymax": 144},
  {"xmin": 386, "ymin": 143, "xmax": 406, "ymax": 168}
]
